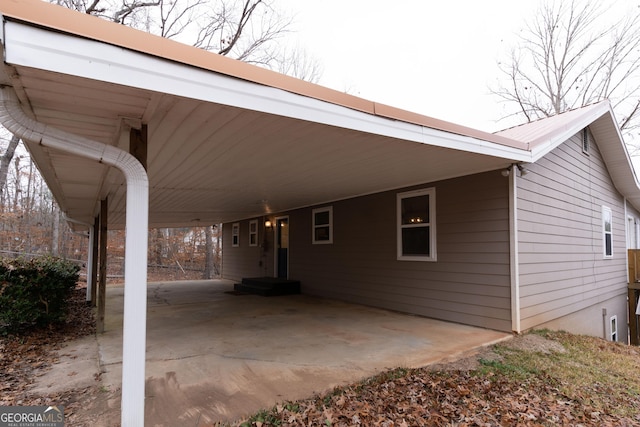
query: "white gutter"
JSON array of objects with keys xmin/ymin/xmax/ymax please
[{"xmin": 0, "ymin": 87, "xmax": 149, "ymax": 426}]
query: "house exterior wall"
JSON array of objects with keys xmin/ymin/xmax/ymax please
[
  {"xmin": 625, "ymin": 203, "xmax": 640, "ymax": 250},
  {"xmin": 222, "ymin": 220, "xmax": 274, "ymax": 280},
  {"xmin": 516, "ymin": 131, "xmax": 629, "ymax": 341},
  {"xmin": 222, "ymin": 171, "xmax": 512, "ymax": 331}
]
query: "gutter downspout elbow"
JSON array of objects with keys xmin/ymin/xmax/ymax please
[{"xmin": 0, "ymin": 87, "xmax": 148, "ymax": 427}]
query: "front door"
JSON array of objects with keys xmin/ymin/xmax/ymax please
[{"xmin": 275, "ymin": 217, "xmax": 289, "ymax": 278}]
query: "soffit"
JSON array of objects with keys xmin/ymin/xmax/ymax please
[{"xmin": 12, "ymin": 64, "xmax": 521, "ymax": 228}]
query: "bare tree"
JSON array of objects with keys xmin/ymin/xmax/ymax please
[
  {"xmin": 0, "ymin": 134, "xmax": 20, "ymax": 206},
  {"xmin": 50, "ymin": 0, "xmax": 292, "ymax": 67},
  {"xmin": 203, "ymin": 225, "xmax": 214, "ymax": 279},
  {"xmin": 274, "ymin": 45, "xmax": 324, "ymax": 84},
  {"xmin": 492, "ymin": 0, "xmax": 640, "ymax": 143}
]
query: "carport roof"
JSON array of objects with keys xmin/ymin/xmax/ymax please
[{"xmin": 0, "ymin": 0, "xmax": 637, "ymax": 227}]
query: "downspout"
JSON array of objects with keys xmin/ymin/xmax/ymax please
[
  {"xmin": 0, "ymin": 87, "xmax": 148, "ymax": 427},
  {"xmin": 509, "ymin": 164, "xmax": 521, "ymax": 333}
]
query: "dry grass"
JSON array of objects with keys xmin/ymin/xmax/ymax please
[
  {"xmin": 226, "ymin": 330, "xmax": 640, "ymax": 427},
  {"xmin": 492, "ymin": 330, "xmax": 640, "ymax": 419}
]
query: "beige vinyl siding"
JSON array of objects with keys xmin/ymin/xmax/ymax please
[
  {"xmin": 222, "ymin": 220, "xmax": 273, "ymax": 281},
  {"xmin": 517, "ymin": 132, "xmax": 627, "ymax": 330},
  {"xmin": 288, "ymin": 172, "xmax": 511, "ymax": 331},
  {"xmin": 626, "ymin": 204, "xmax": 640, "ymax": 250}
]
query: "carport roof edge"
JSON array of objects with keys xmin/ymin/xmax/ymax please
[{"xmin": 0, "ymin": 0, "xmax": 527, "ymax": 150}]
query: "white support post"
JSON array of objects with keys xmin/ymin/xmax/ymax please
[{"xmin": 86, "ymin": 225, "xmax": 95, "ymax": 303}]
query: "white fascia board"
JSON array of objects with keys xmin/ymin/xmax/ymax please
[{"xmin": 5, "ymin": 21, "xmax": 529, "ymax": 162}]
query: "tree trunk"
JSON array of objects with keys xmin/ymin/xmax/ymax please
[
  {"xmin": 154, "ymin": 228, "xmax": 164, "ymax": 266},
  {"xmin": 0, "ymin": 134, "xmax": 19, "ymax": 207},
  {"xmin": 52, "ymin": 203, "xmax": 60, "ymax": 256},
  {"xmin": 203, "ymin": 225, "xmax": 214, "ymax": 279}
]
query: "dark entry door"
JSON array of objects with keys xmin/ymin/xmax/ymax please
[{"xmin": 276, "ymin": 217, "xmax": 289, "ymax": 278}]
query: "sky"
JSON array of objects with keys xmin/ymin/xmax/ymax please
[{"xmin": 277, "ymin": 0, "xmax": 618, "ymax": 133}]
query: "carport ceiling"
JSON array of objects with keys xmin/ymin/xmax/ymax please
[{"xmin": 0, "ymin": 3, "xmax": 531, "ymax": 228}]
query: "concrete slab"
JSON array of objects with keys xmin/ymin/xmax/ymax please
[
  {"xmin": 30, "ymin": 334, "xmax": 101, "ymax": 395},
  {"xmin": 39, "ymin": 280, "xmax": 510, "ymax": 425}
]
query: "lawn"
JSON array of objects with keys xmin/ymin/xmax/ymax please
[{"xmin": 224, "ymin": 330, "xmax": 640, "ymax": 427}]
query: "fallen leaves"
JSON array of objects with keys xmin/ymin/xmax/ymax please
[
  {"xmin": 0, "ymin": 288, "xmax": 96, "ymax": 409},
  {"xmin": 4, "ymin": 289, "xmax": 640, "ymax": 427},
  {"xmin": 229, "ymin": 333, "xmax": 640, "ymax": 427}
]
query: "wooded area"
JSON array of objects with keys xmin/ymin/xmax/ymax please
[
  {"xmin": 0, "ymin": 133, "xmax": 221, "ymax": 282},
  {"xmin": 0, "ymin": 0, "xmax": 314, "ymax": 283}
]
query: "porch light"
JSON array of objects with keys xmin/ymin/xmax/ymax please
[
  {"xmin": 265, "ymin": 220, "xmax": 272, "ymax": 228},
  {"xmin": 501, "ymin": 163, "xmax": 529, "ymax": 177}
]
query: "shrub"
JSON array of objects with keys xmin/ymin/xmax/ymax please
[{"xmin": 0, "ymin": 256, "xmax": 80, "ymax": 334}]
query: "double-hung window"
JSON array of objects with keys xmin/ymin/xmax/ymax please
[
  {"xmin": 312, "ymin": 206, "xmax": 333, "ymax": 244},
  {"xmin": 231, "ymin": 223, "xmax": 240, "ymax": 247},
  {"xmin": 602, "ymin": 206, "xmax": 613, "ymax": 258},
  {"xmin": 249, "ymin": 219, "xmax": 258, "ymax": 246},
  {"xmin": 397, "ymin": 188, "xmax": 436, "ymax": 261}
]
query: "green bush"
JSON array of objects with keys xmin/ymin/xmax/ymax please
[{"xmin": 0, "ymin": 256, "xmax": 80, "ymax": 334}]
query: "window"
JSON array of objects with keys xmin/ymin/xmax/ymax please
[
  {"xmin": 582, "ymin": 128, "xmax": 591, "ymax": 154},
  {"xmin": 312, "ymin": 206, "xmax": 333, "ymax": 244},
  {"xmin": 610, "ymin": 315, "xmax": 618, "ymax": 341},
  {"xmin": 397, "ymin": 188, "xmax": 436, "ymax": 261},
  {"xmin": 249, "ymin": 220, "xmax": 258, "ymax": 246},
  {"xmin": 627, "ymin": 216, "xmax": 638, "ymax": 249},
  {"xmin": 602, "ymin": 206, "xmax": 613, "ymax": 258},
  {"xmin": 231, "ymin": 223, "xmax": 239, "ymax": 247}
]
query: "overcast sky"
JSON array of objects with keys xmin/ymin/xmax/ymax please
[{"xmin": 278, "ymin": 0, "xmax": 627, "ymax": 133}]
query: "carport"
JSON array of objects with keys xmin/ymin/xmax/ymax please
[
  {"xmin": 99, "ymin": 280, "xmax": 507, "ymax": 424},
  {"xmin": 0, "ymin": 1, "xmax": 527, "ymax": 425}
]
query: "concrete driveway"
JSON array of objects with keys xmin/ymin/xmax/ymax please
[{"xmin": 37, "ymin": 280, "xmax": 510, "ymax": 425}]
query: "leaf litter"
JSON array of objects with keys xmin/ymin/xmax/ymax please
[{"xmin": 2, "ymin": 290, "xmax": 640, "ymax": 427}]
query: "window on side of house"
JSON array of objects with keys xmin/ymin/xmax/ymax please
[
  {"xmin": 232, "ymin": 223, "xmax": 240, "ymax": 247},
  {"xmin": 582, "ymin": 128, "xmax": 590, "ymax": 155},
  {"xmin": 627, "ymin": 216, "xmax": 638, "ymax": 249},
  {"xmin": 249, "ymin": 219, "xmax": 258, "ymax": 246},
  {"xmin": 397, "ymin": 188, "xmax": 436, "ymax": 261},
  {"xmin": 602, "ymin": 206, "xmax": 613, "ymax": 258},
  {"xmin": 312, "ymin": 206, "xmax": 333, "ymax": 244},
  {"xmin": 610, "ymin": 315, "xmax": 618, "ymax": 341}
]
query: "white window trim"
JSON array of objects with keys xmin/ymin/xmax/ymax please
[
  {"xmin": 249, "ymin": 219, "xmax": 258, "ymax": 247},
  {"xmin": 610, "ymin": 315, "xmax": 618, "ymax": 342},
  {"xmin": 397, "ymin": 187, "xmax": 437, "ymax": 262},
  {"xmin": 602, "ymin": 206, "xmax": 613, "ymax": 258},
  {"xmin": 312, "ymin": 206, "xmax": 333, "ymax": 244},
  {"xmin": 231, "ymin": 222, "xmax": 240, "ymax": 247}
]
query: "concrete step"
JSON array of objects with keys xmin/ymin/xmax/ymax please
[{"xmin": 233, "ymin": 277, "xmax": 300, "ymax": 296}]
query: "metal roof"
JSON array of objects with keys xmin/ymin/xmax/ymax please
[{"xmin": 0, "ymin": 0, "xmax": 638, "ymax": 227}]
